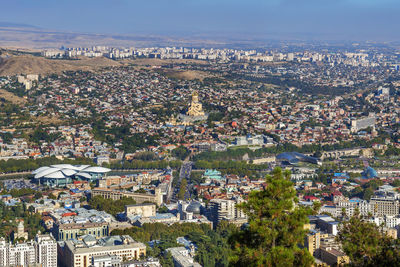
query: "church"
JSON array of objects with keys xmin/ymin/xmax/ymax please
[{"xmin": 176, "ymin": 91, "xmax": 208, "ymax": 125}]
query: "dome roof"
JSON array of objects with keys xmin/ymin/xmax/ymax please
[
  {"xmin": 32, "ymin": 164, "xmax": 110, "ymax": 180},
  {"xmin": 83, "ymin": 166, "xmax": 111, "ymax": 173},
  {"xmin": 34, "ymin": 167, "xmax": 61, "ymax": 178},
  {"xmin": 186, "ymin": 201, "xmax": 202, "ymax": 214},
  {"xmin": 31, "ymin": 166, "xmax": 51, "ymax": 175}
]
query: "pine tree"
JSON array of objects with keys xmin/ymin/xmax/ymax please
[
  {"xmin": 337, "ymin": 210, "xmax": 400, "ymax": 266},
  {"xmin": 229, "ymin": 167, "xmax": 314, "ymax": 267}
]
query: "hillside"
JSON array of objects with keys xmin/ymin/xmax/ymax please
[{"xmin": 0, "ymin": 55, "xmax": 121, "ymax": 76}]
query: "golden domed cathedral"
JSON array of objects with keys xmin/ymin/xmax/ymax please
[
  {"xmin": 169, "ymin": 91, "xmax": 208, "ymax": 125},
  {"xmin": 187, "ymin": 91, "xmax": 205, "ymax": 117}
]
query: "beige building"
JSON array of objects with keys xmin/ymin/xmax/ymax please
[
  {"xmin": 54, "ymin": 222, "xmax": 109, "ymax": 241},
  {"xmin": 187, "ymin": 91, "xmax": 205, "ymax": 117},
  {"xmin": 319, "ymin": 247, "xmax": 349, "ymax": 266},
  {"xmin": 305, "ymin": 230, "xmax": 321, "ymax": 256},
  {"xmin": 370, "ymin": 197, "xmax": 400, "ymax": 217},
  {"xmin": 62, "ymin": 235, "xmax": 146, "ymax": 267},
  {"xmin": 91, "ymin": 188, "xmax": 163, "ymax": 206},
  {"xmin": 125, "ymin": 203, "xmax": 156, "ymax": 218}
]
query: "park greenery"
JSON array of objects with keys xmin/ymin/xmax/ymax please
[
  {"xmin": 194, "ymin": 160, "xmax": 269, "ymax": 177},
  {"xmin": 111, "ymin": 222, "xmax": 236, "ymax": 267},
  {"xmin": 91, "ymin": 121, "xmax": 159, "ymax": 153},
  {"xmin": 171, "ymin": 146, "xmax": 190, "ymax": 161},
  {"xmin": 177, "ymin": 178, "xmax": 187, "ymax": 200},
  {"xmin": 29, "ymin": 128, "xmax": 61, "ymax": 145},
  {"xmin": 88, "ymin": 196, "xmax": 136, "ymax": 216},
  {"xmin": 0, "ymin": 202, "xmax": 44, "ymax": 242}
]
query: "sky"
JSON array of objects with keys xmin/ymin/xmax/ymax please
[{"xmin": 1, "ymin": 0, "xmax": 400, "ymax": 41}]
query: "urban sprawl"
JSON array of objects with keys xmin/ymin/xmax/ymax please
[{"xmin": 0, "ymin": 42, "xmax": 400, "ymax": 266}]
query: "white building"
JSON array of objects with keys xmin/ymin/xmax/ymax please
[
  {"xmin": 62, "ymin": 235, "xmax": 146, "ymax": 267},
  {"xmin": 351, "ymin": 115, "xmax": 376, "ymax": 132},
  {"xmin": 0, "ymin": 234, "xmax": 57, "ymax": 267},
  {"xmin": 35, "ymin": 234, "xmax": 58, "ymax": 267}
]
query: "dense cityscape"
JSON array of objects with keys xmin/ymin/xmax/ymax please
[
  {"xmin": 0, "ymin": 41, "xmax": 400, "ymax": 266},
  {"xmin": 1, "ymin": 0, "xmax": 400, "ymax": 266}
]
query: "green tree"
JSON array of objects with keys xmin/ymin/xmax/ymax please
[
  {"xmin": 337, "ymin": 210, "xmax": 400, "ymax": 266},
  {"xmin": 177, "ymin": 178, "xmax": 187, "ymax": 200},
  {"xmin": 229, "ymin": 167, "xmax": 314, "ymax": 267},
  {"xmin": 172, "ymin": 146, "xmax": 190, "ymax": 161}
]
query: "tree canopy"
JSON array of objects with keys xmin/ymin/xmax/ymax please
[
  {"xmin": 229, "ymin": 167, "xmax": 314, "ymax": 266},
  {"xmin": 337, "ymin": 210, "xmax": 400, "ymax": 266}
]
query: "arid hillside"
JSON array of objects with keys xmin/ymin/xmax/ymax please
[{"xmin": 0, "ymin": 55, "xmax": 121, "ymax": 76}]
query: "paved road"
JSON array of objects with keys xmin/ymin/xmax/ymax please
[{"xmin": 170, "ymin": 161, "xmax": 192, "ymax": 203}]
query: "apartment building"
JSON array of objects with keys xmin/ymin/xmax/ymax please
[{"xmin": 0, "ymin": 234, "xmax": 57, "ymax": 267}]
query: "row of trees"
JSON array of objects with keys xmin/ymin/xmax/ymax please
[
  {"xmin": 105, "ymin": 160, "xmax": 182, "ymax": 170},
  {"xmin": 0, "ymin": 156, "xmax": 94, "ymax": 173},
  {"xmin": 194, "ymin": 160, "xmax": 269, "ymax": 177},
  {"xmin": 0, "ymin": 157, "xmax": 183, "ymax": 174},
  {"xmin": 177, "ymin": 178, "xmax": 187, "ymax": 200}
]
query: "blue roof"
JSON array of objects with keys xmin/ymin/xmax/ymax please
[
  {"xmin": 276, "ymin": 152, "xmax": 319, "ymax": 165},
  {"xmin": 362, "ymin": 166, "xmax": 378, "ymax": 179},
  {"xmin": 151, "ymin": 213, "xmax": 175, "ymax": 220},
  {"xmin": 334, "ymin": 172, "xmax": 349, "ymax": 178}
]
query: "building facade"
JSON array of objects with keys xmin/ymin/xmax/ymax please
[
  {"xmin": 0, "ymin": 234, "xmax": 57, "ymax": 267},
  {"xmin": 54, "ymin": 222, "xmax": 109, "ymax": 241},
  {"xmin": 91, "ymin": 188, "xmax": 163, "ymax": 206},
  {"xmin": 62, "ymin": 235, "xmax": 146, "ymax": 267}
]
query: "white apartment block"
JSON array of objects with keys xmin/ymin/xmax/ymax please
[
  {"xmin": 0, "ymin": 234, "xmax": 57, "ymax": 267},
  {"xmin": 35, "ymin": 234, "xmax": 58, "ymax": 267}
]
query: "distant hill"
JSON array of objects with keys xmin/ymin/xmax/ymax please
[
  {"xmin": 0, "ymin": 55, "xmax": 121, "ymax": 76},
  {"xmin": 0, "ymin": 22, "xmax": 39, "ymax": 29}
]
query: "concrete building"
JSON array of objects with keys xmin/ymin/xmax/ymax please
[
  {"xmin": 207, "ymin": 198, "xmax": 247, "ymax": 228},
  {"xmin": 54, "ymin": 221, "xmax": 109, "ymax": 241},
  {"xmin": 305, "ymin": 230, "xmax": 320, "ymax": 256},
  {"xmin": 62, "ymin": 235, "xmax": 146, "ymax": 267},
  {"xmin": 0, "ymin": 234, "xmax": 57, "ymax": 267},
  {"xmin": 319, "ymin": 247, "xmax": 350, "ymax": 266},
  {"xmin": 370, "ymin": 197, "xmax": 400, "ymax": 217},
  {"xmin": 165, "ymin": 247, "xmax": 201, "ymax": 267},
  {"xmin": 91, "ymin": 188, "xmax": 163, "ymax": 206},
  {"xmin": 125, "ymin": 203, "xmax": 156, "ymax": 218},
  {"xmin": 351, "ymin": 115, "xmax": 376, "ymax": 132},
  {"xmin": 35, "ymin": 234, "xmax": 58, "ymax": 267},
  {"xmin": 309, "ymin": 215, "xmax": 339, "ymax": 236},
  {"xmin": 91, "ymin": 254, "xmax": 121, "ymax": 267}
]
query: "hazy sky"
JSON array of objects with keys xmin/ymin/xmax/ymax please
[{"xmin": 2, "ymin": 0, "xmax": 400, "ymax": 41}]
